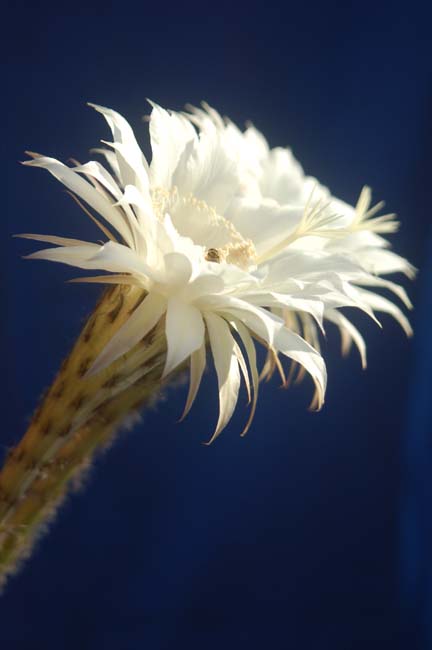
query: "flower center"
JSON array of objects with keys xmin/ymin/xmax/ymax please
[{"xmin": 151, "ymin": 186, "xmax": 257, "ymax": 270}]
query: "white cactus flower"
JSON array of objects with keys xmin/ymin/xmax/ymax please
[
  {"xmin": 18, "ymin": 101, "xmax": 413, "ymax": 440},
  {"xmin": 188, "ymin": 105, "xmax": 414, "ymax": 370}
]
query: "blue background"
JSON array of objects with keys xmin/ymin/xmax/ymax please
[{"xmin": 2, "ymin": 4, "xmax": 431, "ymax": 649}]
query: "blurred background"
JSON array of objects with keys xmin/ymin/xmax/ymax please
[{"xmin": 2, "ymin": 3, "xmax": 431, "ymax": 648}]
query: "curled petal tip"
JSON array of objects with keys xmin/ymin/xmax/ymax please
[{"xmin": 23, "ymin": 150, "xmax": 43, "ymax": 160}]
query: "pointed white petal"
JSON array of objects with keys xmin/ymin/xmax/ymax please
[
  {"xmin": 28, "ymin": 240, "xmax": 150, "ymax": 281},
  {"xmin": 87, "ymin": 241, "xmax": 154, "ymax": 278},
  {"xmin": 231, "ymin": 320, "xmax": 259, "ymax": 436},
  {"xmin": 207, "ymin": 295, "xmax": 279, "ymax": 346},
  {"xmin": 163, "ymin": 298, "xmax": 205, "ymax": 376},
  {"xmin": 180, "ymin": 342, "xmax": 207, "ymax": 420},
  {"xmin": 273, "ymin": 327, "xmax": 327, "ymax": 409},
  {"xmin": 23, "ymin": 156, "xmax": 135, "ymax": 247},
  {"xmin": 323, "ymin": 277, "xmax": 381, "ymax": 325},
  {"xmin": 357, "ymin": 289, "xmax": 413, "ymax": 336},
  {"xmin": 243, "ymin": 124, "xmax": 270, "ymax": 162},
  {"xmin": 88, "ymin": 292, "xmax": 167, "ymax": 375},
  {"xmin": 88, "ymin": 103, "xmax": 150, "ymax": 193},
  {"xmin": 117, "ymin": 183, "xmax": 154, "ymax": 225},
  {"xmin": 259, "ymin": 146, "xmax": 307, "ymax": 204},
  {"xmin": 162, "ymin": 252, "xmax": 193, "ymax": 287},
  {"xmin": 205, "ymin": 312, "xmax": 241, "ymax": 442},
  {"xmin": 148, "ymin": 100, "xmax": 196, "ymax": 188},
  {"xmin": 72, "ymin": 160, "xmax": 124, "ymax": 200},
  {"xmin": 113, "ymin": 184, "xmax": 157, "ymax": 259},
  {"xmin": 243, "ymin": 291, "xmax": 325, "ymax": 332},
  {"xmin": 172, "ymin": 123, "xmax": 241, "ymax": 216},
  {"xmin": 325, "ymin": 309, "xmax": 367, "ymax": 369},
  {"xmin": 25, "ymin": 243, "xmax": 102, "ymax": 269},
  {"xmin": 229, "ymin": 199, "xmax": 303, "ymax": 258},
  {"xmin": 353, "ymin": 248, "xmax": 416, "ymax": 278},
  {"xmin": 262, "ymin": 251, "xmax": 365, "ymax": 286},
  {"xmin": 233, "ymin": 340, "xmax": 251, "ymax": 404},
  {"xmin": 16, "ymin": 233, "xmax": 93, "ymax": 247},
  {"xmin": 72, "ymin": 164, "xmax": 143, "ymax": 251},
  {"xmin": 298, "ymin": 312, "xmax": 321, "ymax": 352},
  {"xmin": 181, "ymin": 274, "xmax": 225, "ymax": 302},
  {"xmin": 90, "ymin": 147, "xmax": 122, "ymax": 181},
  {"xmin": 68, "ymin": 274, "xmax": 146, "ymax": 288},
  {"xmin": 356, "ymin": 275, "xmax": 413, "ymax": 309}
]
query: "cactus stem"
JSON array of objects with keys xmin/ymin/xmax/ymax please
[{"xmin": 0, "ymin": 285, "xmax": 170, "ymax": 589}]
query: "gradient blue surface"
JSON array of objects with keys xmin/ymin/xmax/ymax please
[{"xmin": 2, "ymin": 4, "xmax": 431, "ymax": 649}]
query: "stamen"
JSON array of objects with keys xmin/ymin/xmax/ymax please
[
  {"xmin": 151, "ymin": 186, "xmax": 257, "ymax": 270},
  {"xmin": 351, "ymin": 186, "xmax": 399, "ymax": 234}
]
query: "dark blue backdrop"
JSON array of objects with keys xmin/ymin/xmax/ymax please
[{"xmin": 2, "ymin": 4, "xmax": 431, "ymax": 649}]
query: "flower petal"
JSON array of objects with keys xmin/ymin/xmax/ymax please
[
  {"xmin": 162, "ymin": 252, "xmax": 193, "ymax": 288},
  {"xmin": 71, "ymin": 160, "xmax": 124, "ymax": 200},
  {"xmin": 205, "ymin": 312, "xmax": 241, "ymax": 442},
  {"xmin": 233, "ymin": 340, "xmax": 251, "ymax": 405},
  {"xmin": 172, "ymin": 120, "xmax": 241, "ymax": 215},
  {"xmin": 68, "ymin": 274, "xmax": 146, "ymax": 288},
  {"xmin": 231, "ymin": 320, "xmax": 259, "ymax": 436},
  {"xmin": 16, "ymin": 233, "xmax": 93, "ymax": 247},
  {"xmin": 88, "ymin": 103, "xmax": 150, "ymax": 193},
  {"xmin": 87, "ymin": 241, "xmax": 153, "ymax": 278},
  {"xmin": 163, "ymin": 298, "xmax": 205, "ymax": 376},
  {"xmin": 356, "ymin": 289, "xmax": 413, "ymax": 336},
  {"xmin": 273, "ymin": 326, "xmax": 327, "ymax": 409},
  {"xmin": 180, "ymin": 342, "xmax": 207, "ymax": 420},
  {"xmin": 325, "ymin": 309, "xmax": 367, "ymax": 369},
  {"xmin": 148, "ymin": 100, "xmax": 196, "ymax": 189},
  {"xmin": 229, "ymin": 199, "xmax": 303, "ymax": 258},
  {"xmin": 23, "ymin": 155, "xmax": 135, "ymax": 247},
  {"xmin": 24, "ymin": 243, "xmax": 102, "ymax": 268},
  {"xmin": 90, "ymin": 147, "xmax": 122, "ymax": 181}
]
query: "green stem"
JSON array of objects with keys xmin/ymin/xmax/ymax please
[{"xmin": 0, "ymin": 285, "xmax": 168, "ymax": 589}]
